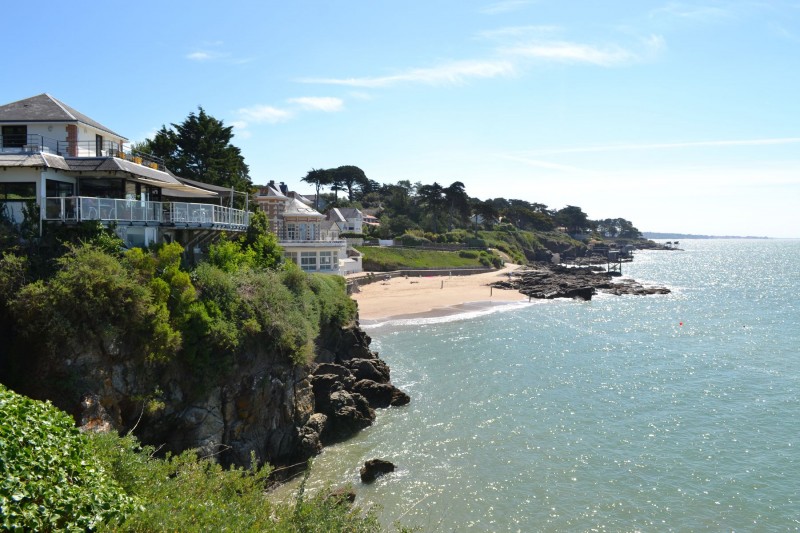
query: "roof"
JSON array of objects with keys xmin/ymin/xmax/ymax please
[
  {"xmin": 336, "ymin": 207, "xmax": 362, "ymax": 219},
  {"xmin": 175, "ymin": 176, "xmax": 239, "ymax": 194},
  {"xmin": 0, "ymin": 94, "xmax": 126, "ymax": 139},
  {"xmin": 0, "ymin": 153, "xmax": 71, "ymax": 170},
  {"xmin": 66, "ymin": 157, "xmax": 215, "ymax": 196},
  {"xmin": 283, "ymin": 197, "xmax": 324, "ymax": 218},
  {"xmin": 255, "ymin": 184, "xmax": 288, "ymax": 200},
  {"xmin": 326, "ymin": 208, "xmax": 347, "ymax": 223}
]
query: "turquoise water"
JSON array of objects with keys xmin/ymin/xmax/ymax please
[{"xmin": 300, "ymin": 240, "xmax": 800, "ymax": 531}]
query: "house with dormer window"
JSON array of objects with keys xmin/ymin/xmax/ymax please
[
  {"xmin": 0, "ymin": 94, "xmax": 248, "ymax": 249},
  {"xmin": 253, "ymin": 181, "xmax": 353, "ymax": 274}
]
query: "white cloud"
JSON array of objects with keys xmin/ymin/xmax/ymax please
[
  {"xmin": 503, "ymin": 41, "xmax": 636, "ymax": 66},
  {"xmin": 495, "ymin": 154, "xmax": 587, "ymax": 173},
  {"xmin": 236, "ymin": 105, "xmax": 293, "ymax": 123},
  {"xmin": 229, "ymin": 120, "xmax": 252, "ymax": 139},
  {"xmin": 287, "ymin": 96, "xmax": 344, "ymax": 112},
  {"xmin": 186, "ymin": 51, "xmax": 216, "ymax": 61},
  {"xmin": 301, "ymin": 59, "xmax": 515, "ymax": 88}
]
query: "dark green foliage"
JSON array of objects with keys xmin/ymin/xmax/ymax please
[
  {"xmin": 138, "ymin": 107, "xmax": 251, "ymax": 191},
  {"xmin": 1, "ymin": 387, "xmax": 395, "ymax": 532},
  {"xmin": 0, "ymin": 384, "xmax": 137, "ymax": 532},
  {"xmin": 10, "ymin": 244, "xmax": 181, "ymax": 365}
]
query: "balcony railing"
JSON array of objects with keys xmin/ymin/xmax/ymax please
[
  {"xmin": 0, "ymin": 134, "xmax": 165, "ymax": 170},
  {"xmin": 43, "ymin": 197, "xmax": 248, "ymax": 230}
]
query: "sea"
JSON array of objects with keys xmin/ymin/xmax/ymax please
[{"xmin": 292, "ymin": 239, "xmax": 800, "ymax": 531}]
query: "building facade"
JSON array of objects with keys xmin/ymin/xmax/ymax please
[{"xmin": 0, "ymin": 94, "xmax": 248, "ymax": 250}]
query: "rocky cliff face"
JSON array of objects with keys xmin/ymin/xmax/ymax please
[{"xmin": 20, "ymin": 320, "xmax": 407, "ymax": 471}]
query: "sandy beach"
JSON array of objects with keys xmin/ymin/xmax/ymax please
[{"xmin": 348, "ymin": 264, "xmax": 526, "ymax": 321}]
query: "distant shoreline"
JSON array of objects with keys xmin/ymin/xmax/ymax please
[{"xmin": 643, "ymin": 233, "xmax": 770, "ymax": 240}]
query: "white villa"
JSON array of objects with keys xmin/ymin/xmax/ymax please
[
  {"xmin": 0, "ymin": 94, "xmax": 249, "ymax": 250},
  {"xmin": 253, "ymin": 181, "xmax": 361, "ymax": 274}
]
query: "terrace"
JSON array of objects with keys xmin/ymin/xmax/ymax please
[
  {"xmin": 0, "ymin": 134, "xmax": 165, "ymax": 170},
  {"xmin": 43, "ymin": 196, "xmax": 248, "ymax": 231}
]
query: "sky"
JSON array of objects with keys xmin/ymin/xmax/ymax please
[{"xmin": 3, "ymin": 0, "xmax": 799, "ymax": 237}]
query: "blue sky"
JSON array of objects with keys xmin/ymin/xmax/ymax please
[{"xmin": 4, "ymin": 1, "xmax": 799, "ymax": 237}]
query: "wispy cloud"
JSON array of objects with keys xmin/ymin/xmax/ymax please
[
  {"xmin": 477, "ymin": 25, "xmax": 561, "ymax": 41},
  {"xmin": 186, "ymin": 51, "xmax": 221, "ymax": 61},
  {"xmin": 236, "ymin": 105, "xmax": 293, "ymax": 124},
  {"xmin": 649, "ymin": 3, "xmax": 732, "ymax": 21},
  {"xmin": 526, "ymin": 137, "xmax": 800, "ymax": 156},
  {"xmin": 480, "ymin": 0, "xmax": 535, "ymax": 15},
  {"xmin": 287, "ymin": 97, "xmax": 344, "ymax": 112},
  {"xmin": 503, "ymin": 41, "xmax": 636, "ymax": 66},
  {"xmin": 300, "ymin": 59, "xmax": 515, "ymax": 88}
]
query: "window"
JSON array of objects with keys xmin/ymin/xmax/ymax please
[
  {"xmin": 286, "ymin": 223, "xmax": 297, "ymax": 240},
  {"xmin": 300, "ymin": 251, "xmax": 317, "ymax": 271},
  {"xmin": 319, "ymin": 251, "xmax": 332, "ymax": 270},
  {"xmin": 0, "ymin": 182, "xmax": 36, "ymax": 201},
  {"xmin": 78, "ymin": 178, "xmax": 125, "ymax": 199},
  {"xmin": 283, "ymin": 251, "xmax": 297, "ymax": 264},
  {"xmin": 1, "ymin": 125, "xmax": 26, "ymax": 148},
  {"xmin": 46, "ymin": 180, "xmax": 74, "ymax": 198}
]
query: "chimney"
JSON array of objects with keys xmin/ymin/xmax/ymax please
[
  {"xmin": 279, "ymin": 182, "xmax": 289, "ymax": 195},
  {"xmin": 268, "ymin": 180, "xmax": 276, "ymax": 189}
]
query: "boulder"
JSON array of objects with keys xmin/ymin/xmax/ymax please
[
  {"xmin": 344, "ymin": 358, "xmax": 391, "ymax": 383},
  {"xmin": 360, "ymin": 459, "xmax": 395, "ymax": 483}
]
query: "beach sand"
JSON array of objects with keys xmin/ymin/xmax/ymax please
[{"xmin": 348, "ymin": 264, "xmax": 526, "ymax": 321}]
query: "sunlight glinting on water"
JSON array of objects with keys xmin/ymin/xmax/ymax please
[{"xmin": 286, "ymin": 240, "xmax": 800, "ymax": 531}]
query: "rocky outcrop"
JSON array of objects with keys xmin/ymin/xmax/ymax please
[
  {"xmin": 15, "ymin": 320, "xmax": 408, "ymax": 474},
  {"xmin": 309, "ymin": 340, "xmax": 410, "ymax": 443},
  {"xmin": 360, "ymin": 459, "xmax": 395, "ymax": 483},
  {"xmin": 492, "ymin": 263, "xmax": 670, "ymax": 301}
]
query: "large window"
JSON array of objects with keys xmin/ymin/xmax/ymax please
[
  {"xmin": 46, "ymin": 180, "xmax": 74, "ymax": 198},
  {"xmin": 286, "ymin": 223, "xmax": 297, "ymax": 240},
  {"xmin": 0, "ymin": 182, "xmax": 36, "ymax": 201},
  {"xmin": 1, "ymin": 125, "xmax": 26, "ymax": 149},
  {"xmin": 319, "ymin": 251, "xmax": 333, "ymax": 271},
  {"xmin": 78, "ymin": 178, "xmax": 125, "ymax": 199},
  {"xmin": 300, "ymin": 251, "xmax": 317, "ymax": 271}
]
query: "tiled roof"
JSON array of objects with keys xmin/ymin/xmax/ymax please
[
  {"xmin": 0, "ymin": 94, "xmax": 126, "ymax": 139},
  {"xmin": 283, "ymin": 197, "xmax": 324, "ymax": 217},
  {"xmin": 0, "ymin": 153, "xmax": 71, "ymax": 170}
]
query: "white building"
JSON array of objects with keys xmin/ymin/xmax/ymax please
[
  {"xmin": 253, "ymin": 181, "xmax": 351, "ymax": 274},
  {"xmin": 0, "ymin": 94, "xmax": 249, "ymax": 249}
]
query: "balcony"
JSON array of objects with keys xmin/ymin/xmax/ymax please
[
  {"xmin": 43, "ymin": 197, "xmax": 248, "ymax": 231},
  {"xmin": 0, "ymin": 134, "xmax": 165, "ymax": 170}
]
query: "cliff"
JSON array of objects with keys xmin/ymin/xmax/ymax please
[{"xmin": 0, "ymin": 241, "xmax": 408, "ymax": 472}]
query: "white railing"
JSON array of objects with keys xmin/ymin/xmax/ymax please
[{"xmin": 43, "ymin": 197, "xmax": 248, "ymax": 230}]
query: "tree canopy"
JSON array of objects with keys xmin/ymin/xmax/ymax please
[{"xmin": 138, "ymin": 107, "xmax": 251, "ymax": 191}]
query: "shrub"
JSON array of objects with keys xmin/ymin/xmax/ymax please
[{"xmin": 0, "ymin": 384, "xmax": 137, "ymax": 531}]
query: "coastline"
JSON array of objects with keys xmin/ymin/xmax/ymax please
[{"xmin": 349, "ymin": 263, "xmax": 526, "ymax": 322}]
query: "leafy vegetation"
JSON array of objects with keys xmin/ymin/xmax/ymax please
[
  {"xmin": 0, "ymin": 384, "xmax": 137, "ymax": 532},
  {"xmin": 1, "ymin": 384, "xmax": 401, "ymax": 532}
]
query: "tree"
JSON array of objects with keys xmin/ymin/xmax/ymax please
[
  {"xmin": 334, "ymin": 165, "xmax": 369, "ymax": 202},
  {"xmin": 444, "ymin": 181, "xmax": 470, "ymax": 231},
  {"xmin": 301, "ymin": 168, "xmax": 332, "ymax": 210},
  {"xmin": 140, "ymin": 107, "xmax": 251, "ymax": 191},
  {"xmin": 555, "ymin": 205, "xmax": 590, "ymax": 234},
  {"xmin": 416, "ymin": 182, "xmax": 446, "ymax": 233}
]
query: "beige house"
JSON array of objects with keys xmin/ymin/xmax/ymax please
[{"xmin": 253, "ymin": 181, "xmax": 350, "ymax": 274}]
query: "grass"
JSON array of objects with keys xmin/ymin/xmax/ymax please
[{"xmin": 356, "ymin": 246, "xmax": 491, "ymax": 271}]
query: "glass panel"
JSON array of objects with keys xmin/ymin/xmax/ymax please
[
  {"xmin": 46, "ymin": 179, "xmax": 74, "ymax": 197},
  {"xmin": 1, "ymin": 182, "xmax": 36, "ymax": 200},
  {"xmin": 78, "ymin": 178, "xmax": 125, "ymax": 199},
  {"xmin": 1, "ymin": 125, "xmax": 26, "ymax": 148}
]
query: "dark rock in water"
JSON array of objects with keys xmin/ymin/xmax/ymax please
[
  {"xmin": 344, "ymin": 358, "xmax": 391, "ymax": 383},
  {"xmin": 390, "ymin": 388, "xmax": 411, "ymax": 407},
  {"xmin": 351, "ymin": 379, "xmax": 397, "ymax": 408},
  {"xmin": 360, "ymin": 459, "xmax": 395, "ymax": 483},
  {"xmin": 492, "ymin": 262, "xmax": 670, "ymax": 301},
  {"xmin": 321, "ymin": 390, "xmax": 375, "ymax": 443}
]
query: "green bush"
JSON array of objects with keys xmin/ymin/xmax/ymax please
[
  {"xmin": 458, "ymin": 250, "xmax": 479, "ymax": 259},
  {"xmin": 0, "ymin": 384, "xmax": 137, "ymax": 532}
]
